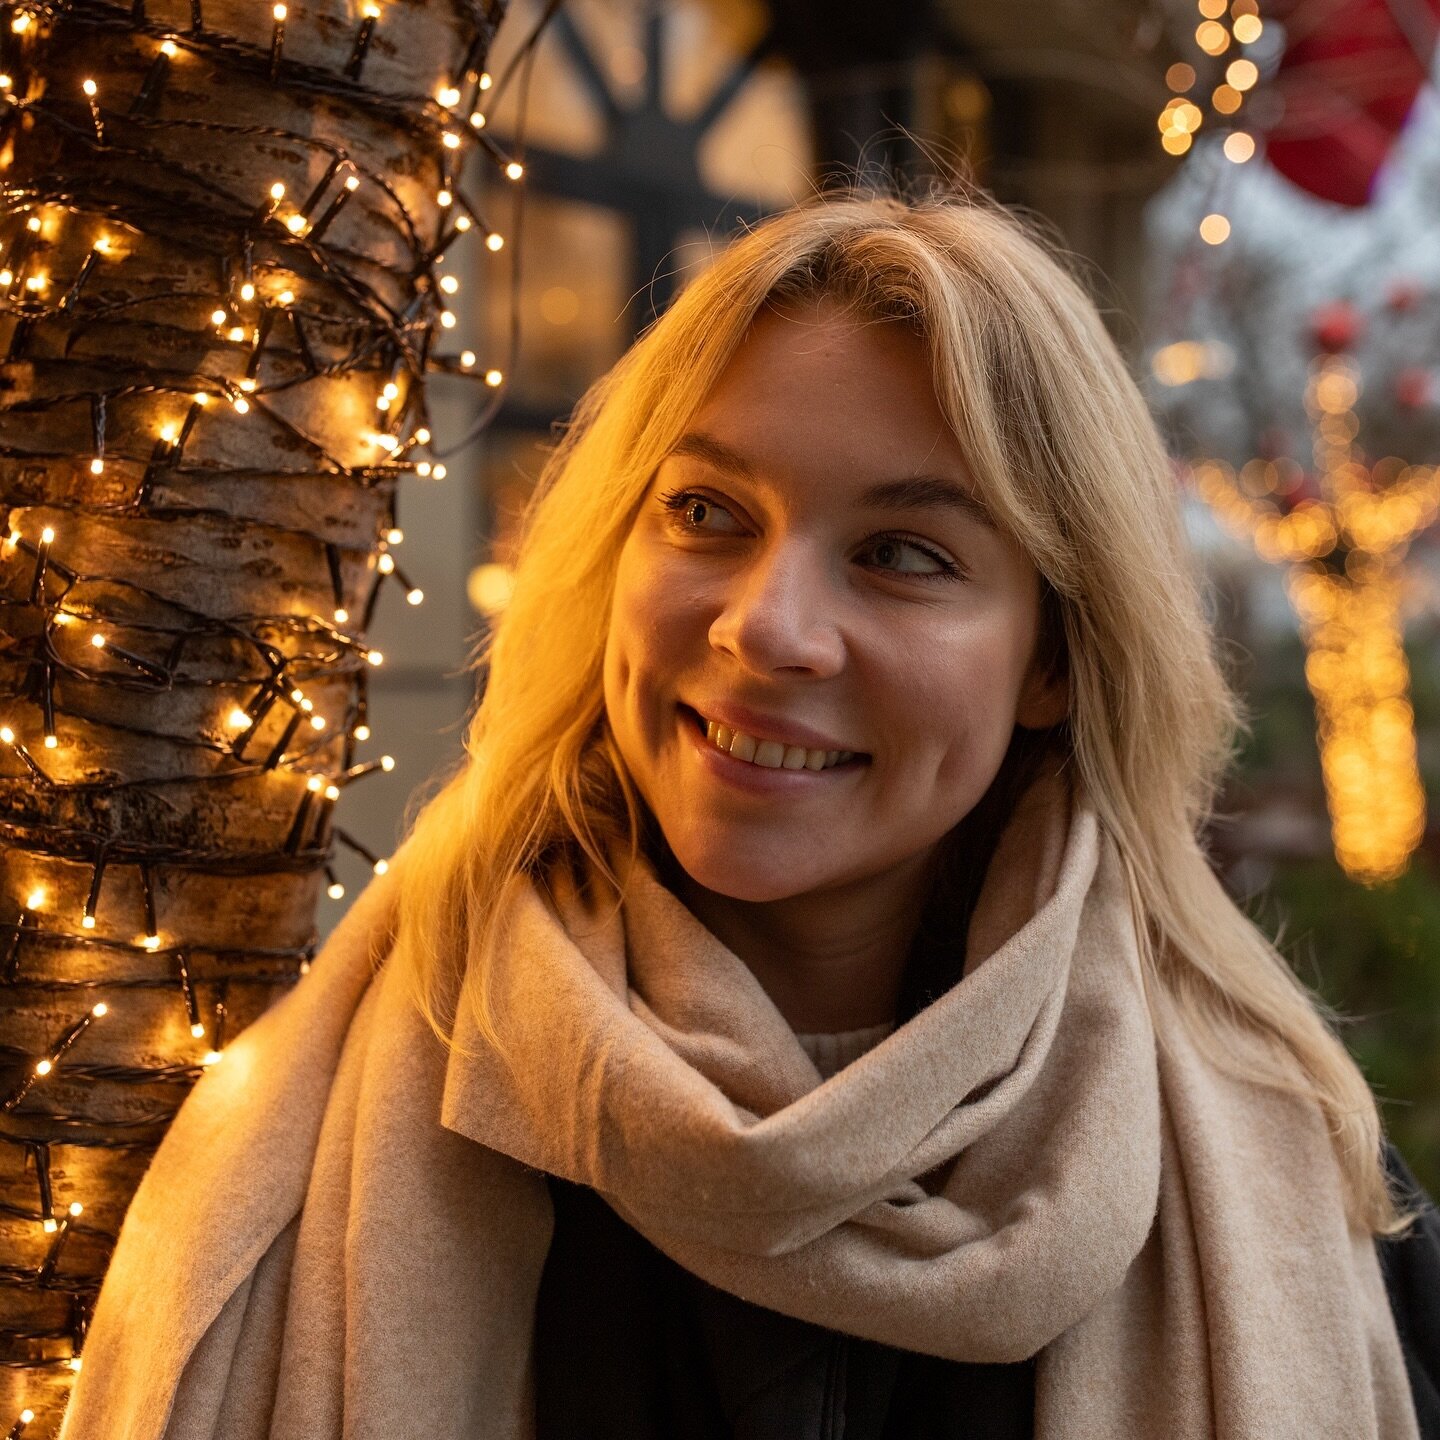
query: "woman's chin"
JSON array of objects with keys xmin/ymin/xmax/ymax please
[{"xmin": 664, "ymin": 840, "xmax": 832, "ymax": 904}]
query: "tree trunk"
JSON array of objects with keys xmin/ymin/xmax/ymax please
[{"xmin": 0, "ymin": 0, "xmax": 505, "ymax": 1428}]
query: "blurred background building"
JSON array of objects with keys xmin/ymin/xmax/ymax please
[{"xmin": 339, "ymin": 0, "xmax": 1440, "ymax": 1190}]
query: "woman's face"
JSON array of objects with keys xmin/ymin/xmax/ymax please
[{"xmin": 602, "ymin": 300, "xmax": 1067, "ymax": 904}]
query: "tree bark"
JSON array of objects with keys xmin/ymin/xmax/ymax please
[{"xmin": 0, "ymin": 0, "xmax": 505, "ymax": 1428}]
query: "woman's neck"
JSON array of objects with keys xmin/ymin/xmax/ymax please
[{"xmin": 665, "ymin": 848, "xmax": 940, "ymax": 1033}]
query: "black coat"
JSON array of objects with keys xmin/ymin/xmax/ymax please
[{"xmin": 533, "ymin": 1145, "xmax": 1440, "ymax": 1440}]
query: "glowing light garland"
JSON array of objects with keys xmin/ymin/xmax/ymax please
[
  {"xmin": 1158, "ymin": 0, "xmax": 1265, "ymax": 244},
  {"xmin": 0, "ymin": 0, "xmax": 535, "ymax": 1425},
  {"xmin": 1192, "ymin": 352, "xmax": 1439, "ymax": 885}
]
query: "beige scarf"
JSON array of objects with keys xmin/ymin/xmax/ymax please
[{"xmin": 60, "ymin": 759, "xmax": 1419, "ymax": 1439}]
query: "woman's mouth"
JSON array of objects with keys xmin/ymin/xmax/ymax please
[{"xmin": 679, "ymin": 705, "xmax": 868, "ymax": 774}]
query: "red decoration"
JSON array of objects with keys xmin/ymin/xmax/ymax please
[
  {"xmin": 1310, "ymin": 301, "xmax": 1364, "ymax": 353},
  {"xmin": 1395, "ymin": 368, "xmax": 1432, "ymax": 409},
  {"xmin": 1386, "ymin": 278, "xmax": 1424, "ymax": 312},
  {"xmin": 1265, "ymin": 0, "xmax": 1440, "ymax": 207}
]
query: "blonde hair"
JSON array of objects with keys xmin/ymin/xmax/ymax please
[{"xmin": 391, "ymin": 185, "xmax": 1405, "ymax": 1234}]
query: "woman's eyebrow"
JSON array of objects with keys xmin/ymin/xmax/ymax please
[{"xmin": 668, "ymin": 431, "xmax": 997, "ymax": 531}]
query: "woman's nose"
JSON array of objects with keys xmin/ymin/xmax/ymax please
[{"xmin": 705, "ymin": 545, "xmax": 845, "ymax": 677}]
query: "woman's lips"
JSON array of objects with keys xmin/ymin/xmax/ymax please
[{"xmin": 678, "ymin": 705, "xmax": 866, "ymax": 792}]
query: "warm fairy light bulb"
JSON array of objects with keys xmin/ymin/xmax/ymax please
[
  {"xmin": 90, "ymin": 633, "xmax": 106, "ymax": 649},
  {"xmin": 455, "ymin": 215, "xmax": 472, "ymax": 232},
  {"xmin": 227, "ymin": 325, "xmax": 246, "ymax": 342},
  {"xmin": 159, "ymin": 423, "xmax": 178, "ymax": 443},
  {"xmin": 327, "ymin": 880, "xmax": 345, "ymax": 899},
  {"xmin": 505, "ymin": 161, "xmax": 524, "ymax": 181},
  {"xmin": 239, "ymin": 281, "xmax": 256, "ymax": 301},
  {"xmin": 366, "ymin": 649, "xmax": 383, "ymax": 666},
  {"xmin": 25, "ymin": 273, "xmax": 46, "ymax": 292},
  {"xmin": 270, "ymin": 182, "xmax": 286, "ymax": 201},
  {"xmin": 142, "ymin": 934, "xmax": 160, "ymax": 951},
  {"xmin": 310, "ymin": 715, "xmax": 326, "ymax": 730},
  {"xmin": 387, "ymin": 527, "xmax": 404, "ymax": 543},
  {"xmin": 69, "ymin": 1201, "xmax": 82, "ymax": 1217},
  {"xmin": 478, "ymin": 71, "xmax": 492, "ymax": 90},
  {"xmin": 0, "ymin": 270, "xmax": 12, "ymax": 286},
  {"xmin": 442, "ymin": 131, "xmax": 461, "ymax": 149},
  {"xmin": 485, "ymin": 368, "xmax": 503, "ymax": 387},
  {"xmin": 353, "ymin": 724, "xmax": 370, "ymax": 741},
  {"xmin": 362, "ymin": 1, "xmax": 380, "ymax": 15},
  {"xmin": 89, "ymin": 458, "xmax": 104, "ymax": 475},
  {"xmin": 232, "ymin": 395, "xmax": 250, "ymax": 413},
  {"xmin": 0, "ymin": 726, "xmax": 14, "ymax": 744},
  {"xmin": 202, "ymin": 1049, "xmax": 223, "ymax": 1066},
  {"xmin": 334, "ymin": 606, "xmax": 349, "ymax": 623},
  {"xmin": 285, "ymin": 214, "xmax": 307, "ymax": 233},
  {"xmin": 375, "ymin": 395, "xmax": 391, "ymax": 412},
  {"xmin": 82, "ymin": 78, "xmax": 97, "ymax": 96},
  {"xmin": 1233, "ymin": 12, "xmax": 1262, "ymax": 41},
  {"xmin": 193, "ymin": 391, "xmax": 210, "ymax": 406},
  {"xmin": 373, "ymin": 432, "xmax": 399, "ymax": 451},
  {"xmin": 432, "ymin": 463, "xmax": 447, "ymax": 479},
  {"xmin": 25, "ymin": 216, "xmax": 40, "ymax": 233},
  {"xmin": 459, "ymin": 350, "xmax": 476, "ymax": 369},
  {"xmin": 470, "ymin": 111, "xmax": 486, "ymax": 129},
  {"xmin": 415, "ymin": 462, "xmax": 432, "ymax": 477},
  {"xmin": 68, "ymin": 1358, "xmax": 81, "ymax": 1372},
  {"xmin": 380, "ymin": 754, "xmax": 395, "ymax": 771},
  {"xmin": 438, "ymin": 85, "xmax": 460, "ymax": 107},
  {"xmin": 238, "ymin": 378, "xmax": 257, "ymax": 392},
  {"xmin": 382, "ymin": 381, "xmax": 399, "ymax": 400},
  {"xmin": 226, "ymin": 706, "xmax": 250, "ymax": 728},
  {"xmin": 43, "ymin": 734, "xmax": 56, "ymax": 748},
  {"xmin": 35, "ymin": 1059, "xmax": 52, "ymax": 1076},
  {"xmin": 40, "ymin": 526, "xmax": 55, "ymax": 544},
  {"xmin": 92, "ymin": 1002, "xmax": 106, "ymax": 1017},
  {"xmin": 378, "ymin": 552, "xmax": 395, "ymax": 574},
  {"xmin": 1224, "ymin": 132, "xmax": 1256, "ymax": 163},
  {"xmin": 439, "ymin": 274, "xmax": 459, "ymax": 294},
  {"xmin": 484, "ymin": 232, "xmax": 502, "ymax": 251},
  {"xmin": 278, "ymin": 288, "xmax": 295, "ymax": 304},
  {"xmin": 406, "ymin": 587, "xmax": 423, "ymax": 605},
  {"xmin": 94, "ymin": 236, "xmax": 112, "ymax": 254},
  {"xmin": 1226, "ymin": 58, "xmax": 1258, "ymax": 90},
  {"xmin": 42, "ymin": 1218, "xmax": 57, "ymax": 1233},
  {"xmin": 81, "ymin": 915, "xmax": 95, "ymax": 929},
  {"xmin": 324, "ymin": 783, "xmax": 339, "ymax": 800},
  {"xmin": 12, "ymin": 11, "xmax": 31, "ymax": 31},
  {"xmin": 414, "ymin": 428, "xmax": 430, "ymax": 445},
  {"xmin": 25, "ymin": 888, "xmax": 44, "ymax": 910},
  {"xmin": 345, "ymin": 175, "xmax": 360, "ymax": 191},
  {"xmin": 307, "ymin": 774, "xmax": 324, "ymax": 792},
  {"xmin": 439, "ymin": 310, "xmax": 456, "ymax": 328},
  {"xmin": 273, "ymin": 3, "xmax": 286, "ymax": 16},
  {"xmin": 191, "ymin": 1022, "xmax": 205, "ymax": 1038},
  {"xmin": 1199, "ymin": 213, "xmax": 1231, "ymax": 245},
  {"xmin": 373, "ymin": 858, "xmax": 389, "ymax": 875},
  {"xmin": 161, "ymin": 39, "xmax": 178, "ymax": 55},
  {"xmin": 436, "ymin": 189, "xmax": 453, "ymax": 207}
]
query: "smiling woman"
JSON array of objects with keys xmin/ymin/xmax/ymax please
[{"xmin": 62, "ymin": 185, "xmax": 1440, "ymax": 1440}]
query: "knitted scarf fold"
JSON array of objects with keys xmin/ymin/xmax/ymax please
[{"xmin": 61, "ymin": 759, "xmax": 1419, "ymax": 1439}]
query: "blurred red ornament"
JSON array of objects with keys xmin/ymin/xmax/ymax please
[
  {"xmin": 1310, "ymin": 301, "xmax": 1364, "ymax": 353},
  {"xmin": 1386, "ymin": 278, "xmax": 1424, "ymax": 312},
  {"xmin": 1265, "ymin": 0, "xmax": 1440, "ymax": 207},
  {"xmin": 1395, "ymin": 368, "xmax": 1431, "ymax": 409}
]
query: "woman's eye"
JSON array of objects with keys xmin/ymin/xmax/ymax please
[
  {"xmin": 659, "ymin": 488, "xmax": 744, "ymax": 534},
  {"xmin": 859, "ymin": 536, "xmax": 954, "ymax": 577}
]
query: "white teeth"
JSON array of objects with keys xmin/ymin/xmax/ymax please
[{"xmin": 702, "ymin": 717, "xmax": 853, "ymax": 772}]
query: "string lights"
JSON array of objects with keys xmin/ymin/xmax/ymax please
[
  {"xmin": 1191, "ymin": 320, "xmax": 1439, "ymax": 883},
  {"xmin": 1158, "ymin": 0, "xmax": 1266, "ymax": 244},
  {"xmin": 0, "ymin": 0, "xmax": 528, "ymax": 1426}
]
